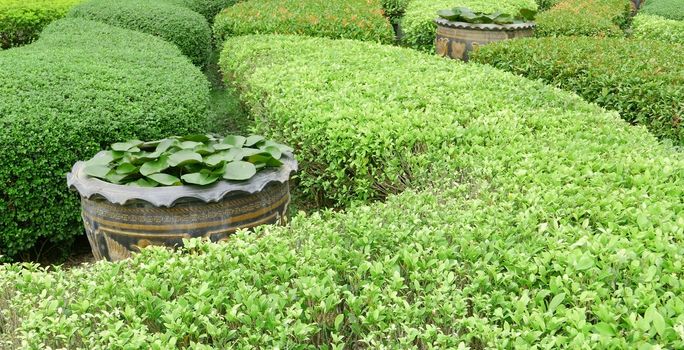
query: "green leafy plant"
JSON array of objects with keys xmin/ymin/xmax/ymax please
[
  {"xmin": 640, "ymin": 0, "xmax": 684, "ymax": 21},
  {"xmin": 534, "ymin": 0, "xmax": 631, "ymax": 37},
  {"xmin": 83, "ymin": 135, "xmax": 292, "ymax": 186},
  {"xmin": 437, "ymin": 7, "xmax": 537, "ymax": 24},
  {"xmin": 633, "ymin": 13, "xmax": 684, "ymax": 45},
  {"xmin": 0, "ymin": 0, "xmax": 83, "ymax": 48}
]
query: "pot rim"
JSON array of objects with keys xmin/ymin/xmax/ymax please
[
  {"xmin": 434, "ymin": 18, "xmax": 536, "ymax": 31},
  {"xmin": 67, "ymin": 151, "xmax": 298, "ymax": 207}
]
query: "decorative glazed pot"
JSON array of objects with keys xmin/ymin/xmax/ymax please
[
  {"xmin": 67, "ymin": 152, "xmax": 297, "ymax": 261},
  {"xmin": 434, "ymin": 18, "xmax": 535, "ymax": 61}
]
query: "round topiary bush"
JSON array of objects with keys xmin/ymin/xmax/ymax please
[
  {"xmin": 68, "ymin": 0, "xmax": 212, "ymax": 66},
  {"xmin": 163, "ymin": 0, "xmax": 240, "ymax": 22},
  {"xmin": 0, "ymin": 18, "xmax": 210, "ymax": 260}
]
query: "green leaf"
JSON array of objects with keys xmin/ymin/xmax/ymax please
[
  {"xmin": 222, "ymin": 135, "xmax": 246, "ymax": 148},
  {"xmin": 334, "ymin": 314, "xmax": 344, "ymax": 331},
  {"xmin": 115, "ymin": 162, "xmax": 137, "ymax": 175},
  {"xmin": 146, "ymin": 173, "xmax": 181, "ymax": 186},
  {"xmin": 180, "ymin": 141, "xmax": 202, "ymax": 149},
  {"xmin": 86, "ymin": 151, "xmax": 115, "ymax": 166},
  {"xmin": 646, "ymin": 305, "xmax": 667, "ymax": 336},
  {"xmin": 247, "ymin": 153, "xmax": 283, "ymax": 167},
  {"xmin": 547, "ymin": 293, "xmax": 565, "ymax": 313},
  {"xmin": 182, "ymin": 134, "xmax": 210, "ymax": 142},
  {"xmin": 105, "ymin": 172, "xmax": 131, "ymax": 184},
  {"xmin": 223, "ymin": 161, "xmax": 257, "ymax": 181},
  {"xmin": 111, "ymin": 140, "xmax": 143, "ymax": 152},
  {"xmin": 127, "ymin": 178, "xmax": 158, "ymax": 187},
  {"xmin": 574, "ymin": 254, "xmax": 594, "ymax": 271},
  {"xmin": 84, "ymin": 165, "xmax": 111, "ymax": 179},
  {"xmin": 245, "ymin": 135, "xmax": 265, "ymax": 147},
  {"xmin": 155, "ymin": 138, "xmax": 178, "ymax": 153},
  {"xmin": 263, "ymin": 145, "xmax": 282, "ymax": 160},
  {"xmin": 167, "ymin": 150, "xmax": 202, "ymax": 167},
  {"xmin": 193, "ymin": 144, "xmax": 215, "ymax": 155},
  {"xmin": 181, "ymin": 172, "xmax": 219, "ymax": 186},
  {"xmin": 594, "ymin": 322, "xmax": 615, "ymax": 336},
  {"xmin": 140, "ymin": 156, "xmax": 169, "ymax": 176},
  {"xmin": 204, "ymin": 151, "xmax": 234, "ymax": 167}
]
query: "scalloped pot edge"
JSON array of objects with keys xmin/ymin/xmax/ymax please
[
  {"xmin": 434, "ymin": 18, "xmax": 536, "ymax": 31},
  {"xmin": 67, "ymin": 152, "xmax": 298, "ymax": 208}
]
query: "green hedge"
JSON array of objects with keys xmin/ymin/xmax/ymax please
[
  {"xmin": 213, "ymin": 0, "xmax": 394, "ymax": 44},
  {"xmin": 0, "ymin": 0, "xmax": 82, "ymax": 48},
  {"xmin": 536, "ymin": 0, "xmax": 561, "ymax": 11},
  {"xmin": 68, "ymin": 0, "xmax": 211, "ymax": 66},
  {"xmin": 381, "ymin": 0, "xmax": 411, "ymax": 23},
  {"xmin": 641, "ymin": 0, "xmax": 684, "ymax": 21},
  {"xmin": 164, "ymin": 0, "xmax": 239, "ymax": 22},
  {"xmin": 471, "ymin": 36, "xmax": 684, "ymax": 144},
  {"xmin": 535, "ymin": 0, "xmax": 632, "ymax": 37},
  {"xmin": 2, "ymin": 35, "xmax": 683, "ymax": 349},
  {"xmin": 633, "ymin": 13, "xmax": 684, "ymax": 45},
  {"xmin": 0, "ymin": 18, "xmax": 209, "ymax": 260},
  {"xmin": 401, "ymin": 0, "xmax": 537, "ymax": 52}
]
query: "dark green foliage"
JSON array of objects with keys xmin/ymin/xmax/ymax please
[
  {"xmin": 0, "ymin": 0, "xmax": 82, "ymax": 48},
  {"xmin": 2, "ymin": 35, "xmax": 683, "ymax": 349},
  {"xmin": 162, "ymin": 0, "xmax": 240, "ymax": 22},
  {"xmin": 437, "ymin": 6, "xmax": 537, "ymax": 23},
  {"xmin": 68, "ymin": 0, "xmax": 211, "ymax": 66},
  {"xmin": 471, "ymin": 36, "xmax": 684, "ymax": 144},
  {"xmin": 535, "ymin": 0, "xmax": 632, "ymax": 37},
  {"xmin": 641, "ymin": 0, "xmax": 684, "ymax": 21},
  {"xmin": 0, "ymin": 18, "xmax": 209, "ymax": 260},
  {"xmin": 380, "ymin": 0, "xmax": 411, "ymax": 23},
  {"xmin": 213, "ymin": 0, "xmax": 394, "ymax": 44},
  {"xmin": 536, "ymin": 0, "xmax": 561, "ymax": 11}
]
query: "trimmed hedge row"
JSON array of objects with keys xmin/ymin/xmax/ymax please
[
  {"xmin": 641, "ymin": 0, "xmax": 684, "ymax": 21},
  {"xmin": 381, "ymin": 0, "xmax": 411, "ymax": 23},
  {"xmin": 633, "ymin": 13, "xmax": 684, "ymax": 45},
  {"xmin": 0, "ymin": 18, "xmax": 209, "ymax": 260},
  {"xmin": 0, "ymin": 0, "xmax": 82, "ymax": 48},
  {"xmin": 471, "ymin": 36, "xmax": 684, "ymax": 144},
  {"xmin": 2, "ymin": 35, "xmax": 683, "ymax": 348},
  {"xmin": 68, "ymin": 0, "xmax": 211, "ymax": 66},
  {"xmin": 401, "ymin": 0, "xmax": 537, "ymax": 52},
  {"xmin": 535, "ymin": 0, "xmax": 632, "ymax": 37},
  {"xmin": 213, "ymin": 0, "xmax": 394, "ymax": 44},
  {"xmin": 164, "ymin": 0, "xmax": 239, "ymax": 22}
]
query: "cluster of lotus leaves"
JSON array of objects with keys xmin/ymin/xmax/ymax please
[{"xmin": 437, "ymin": 7, "xmax": 537, "ymax": 24}]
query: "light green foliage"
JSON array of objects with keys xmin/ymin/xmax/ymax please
[
  {"xmin": 535, "ymin": 0, "xmax": 632, "ymax": 37},
  {"xmin": 641, "ymin": 0, "xmax": 684, "ymax": 21},
  {"xmin": 2, "ymin": 34, "xmax": 684, "ymax": 349},
  {"xmin": 401, "ymin": 0, "xmax": 537, "ymax": 52},
  {"xmin": 0, "ymin": 0, "xmax": 83, "ymax": 48},
  {"xmin": 213, "ymin": 0, "xmax": 394, "ymax": 44},
  {"xmin": 633, "ymin": 13, "xmax": 684, "ymax": 45},
  {"xmin": 0, "ymin": 18, "xmax": 209, "ymax": 260},
  {"xmin": 536, "ymin": 0, "xmax": 561, "ymax": 11},
  {"xmin": 68, "ymin": 0, "xmax": 212, "ymax": 66},
  {"xmin": 380, "ymin": 0, "xmax": 411, "ymax": 23},
  {"xmin": 471, "ymin": 36, "xmax": 684, "ymax": 144}
]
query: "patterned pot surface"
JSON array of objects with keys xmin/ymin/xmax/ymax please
[
  {"xmin": 67, "ymin": 153, "xmax": 297, "ymax": 261},
  {"xmin": 434, "ymin": 18, "xmax": 535, "ymax": 61}
]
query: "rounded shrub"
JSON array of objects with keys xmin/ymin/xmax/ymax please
[
  {"xmin": 213, "ymin": 0, "xmax": 394, "ymax": 44},
  {"xmin": 401, "ymin": 0, "xmax": 538, "ymax": 52},
  {"xmin": 2, "ymin": 34, "xmax": 683, "ymax": 349},
  {"xmin": 633, "ymin": 13, "xmax": 684, "ymax": 45},
  {"xmin": 534, "ymin": 0, "xmax": 632, "ymax": 37},
  {"xmin": 0, "ymin": 18, "xmax": 209, "ymax": 260},
  {"xmin": 0, "ymin": 0, "xmax": 82, "ymax": 48},
  {"xmin": 641, "ymin": 0, "xmax": 684, "ymax": 21},
  {"xmin": 163, "ymin": 0, "xmax": 239, "ymax": 22},
  {"xmin": 471, "ymin": 36, "xmax": 684, "ymax": 144},
  {"xmin": 68, "ymin": 0, "xmax": 211, "ymax": 66}
]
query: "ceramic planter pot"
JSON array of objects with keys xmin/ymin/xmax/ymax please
[
  {"xmin": 67, "ymin": 152, "xmax": 297, "ymax": 261},
  {"xmin": 434, "ymin": 18, "xmax": 535, "ymax": 61}
]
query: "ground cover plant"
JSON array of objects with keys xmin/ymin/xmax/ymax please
[
  {"xmin": 534, "ymin": 0, "xmax": 631, "ymax": 37},
  {"xmin": 1, "ymin": 34, "xmax": 683, "ymax": 348},
  {"xmin": 0, "ymin": 0, "xmax": 82, "ymax": 48},
  {"xmin": 0, "ymin": 18, "xmax": 209, "ymax": 261},
  {"xmin": 213, "ymin": 0, "xmax": 394, "ymax": 44},
  {"xmin": 83, "ymin": 134, "xmax": 291, "ymax": 186},
  {"xmin": 68, "ymin": 0, "xmax": 212, "ymax": 66},
  {"xmin": 401, "ymin": 0, "xmax": 537, "ymax": 52},
  {"xmin": 640, "ymin": 0, "xmax": 684, "ymax": 21},
  {"xmin": 632, "ymin": 13, "xmax": 684, "ymax": 45},
  {"xmin": 471, "ymin": 36, "xmax": 684, "ymax": 145}
]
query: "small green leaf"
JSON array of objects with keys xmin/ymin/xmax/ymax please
[
  {"xmin": 247, "ymin": 153, "xmax": 283, "ymax": 167},
  {"xmin": 155, "ymin": 138, "xmax": 178, "ymax": 153},
  {"xmin": 84, "ymin": 165, "xmax": 111, "ymax": 179},
  {"xmin": 594, "ymin": 322, "xmax": 615, "ymax": 336},
  {"xmin": 181, "ymin": 172, "xmax": 219, "ymax": 185},
  {"xmin": 222, "ymin": 135, "xmax": 246, "ymax": 148},
  {"xmin": 167, "ymin": 150, "xmax": 202, "ymax": 167},
  {"xmin": 334, "ymin": 314, "xmax": 344, "ymax": 331},
  {"xmin": 115, "ymin": 162, "xmax": 137, "ymax": 175},
  {"xmin": 263, "ymin": 145, "xmax": 282, "ymax": 160},
  {"xmin": 180, "ymin": 141, "xmax": 202, "ymax": 149},
  {"xmin": 140, "ymin": 156, "xmax": 169, "ymax": 176},
  {"xmin": 146, "ymin": 173, "xmax": 181, "ymax": 186},
  {"xmin": 86, "ymin": 151, "xmax": 115, "ymax": 166},
  {"xmin": 574, "ymin": 254, "xmax": 594, "ymax": 271},
  {"xmin": 127, "ymin": 178, "xmax": 158, "ymax": 187},
  {"xmin": 547, "ymin": 293, "xmax": 565, "ymax": 313},
  {"xmin": 204, "ymin": 151, "xmax": 234, "ymax": 167},
  {"xmin": 111, "ymin": 140, "xmax": 143, "ymax": 152},
  {"xmin": 223, "ymin": 161, "xmax": 257, "ymax": 181},
  {"xmin": 245, "ymin": 135, "xmax": 265, "ymax": 147}
]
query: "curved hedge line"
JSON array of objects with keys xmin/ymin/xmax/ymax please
[
  {"xmin": 68, "ymin": 0, "xmax": 211, "ymax": 66},
  {"xmin": 0, "ymin": 18, "xmax": 209, "ymax": 260},
  {"xmin": 401, "ymin": 0, "xmax": 537, "ymax": 52},
  {"xmin": 0, "ymin": 0, "xmax": 82, "ymax": 48},
  {"xmin": 2, "ymin": 35, "xmax": 683, "ymax": 348},
  {"xmin": 165, "ymin": 0, "xmax": 239, "ymax": 21},
  {"xmin": 471, "ymin": 36, "xmax": 684, "ymax": 144},
  {"xmin": 535, "ymin": 0, "xmax": 631, "ymax": 37},
  {"xmin": 633, "ymin": 13, "xmax": 684, "ymax": 45},
  {"xmin": 641, "ymin": 0, "xmax": 684, "ymax": 21},
  {"xmin": 213, "ymin": 0, "xmax": 394, "ymax": 44}
]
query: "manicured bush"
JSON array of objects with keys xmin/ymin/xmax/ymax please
[
  {"xmin": 164, "ymin": 0, "xmax": 239, "ymax": 22},
  {"xmin": 68, "ymin": 0, "xmax": 211, "ymax": 66},
  {"xmin": 534, "ymin": 0, "xmax": 632, "ymax": 37},
  {"xmin": 401, "ymin": 0, "xmax": 537, "ymax": 52},
  {"xmin": 641, "ymin": 0, "xmax": 684, "ymax": 21},
  {"xmin": 633, "ymin": 13, "xmax": 684, "ymax": 44},
  {"xmin": 381, "ymin": 0, "xmax": 411, "ymax": 23},
  {"xmin": 0, "ymin": 18, "xmax": 209, "ymax": 260},
  {"xmin": 0, "ymin": 0, "xmax": 82, "ymax": 48},
  {"xmin": 213, "ymin": 0, "xmax": 394, "ymax": 44},
  {"xmin": 2, "ymin": 34, "xmax": 684, "ymax": 349},
  {"xmin": 471, "ymin": 36, "xmax": 684, "ymax": 144}
]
